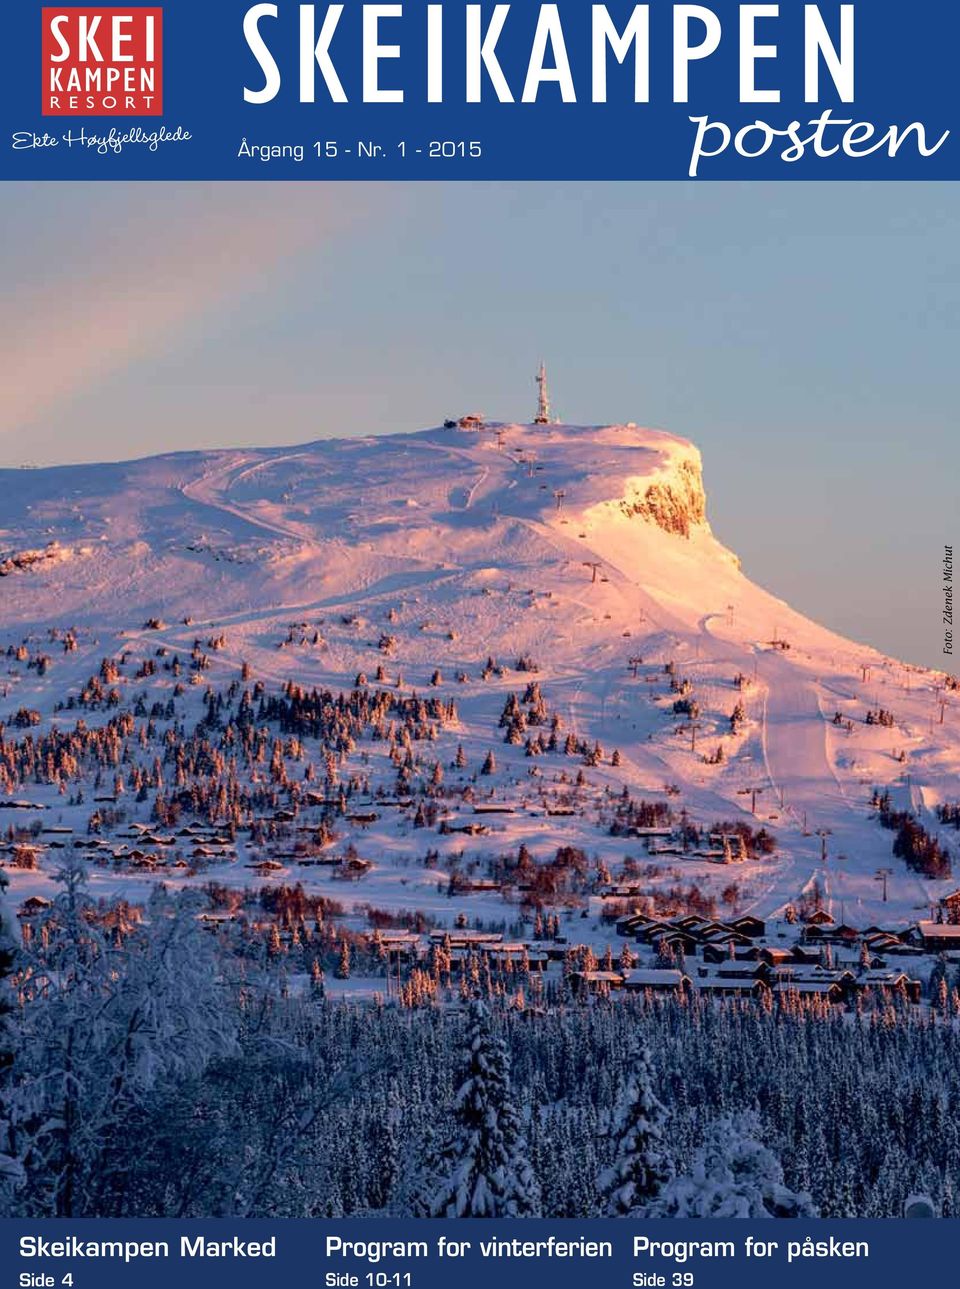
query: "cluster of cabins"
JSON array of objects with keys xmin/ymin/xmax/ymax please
[
  {"xmin": 614, "ymin": 909, "xmax": 766, "ymax": 952},
  {"xmin": 572, "ymin": 909, "xmax": 929, "ymax": 1004},
  {"xmin": 572, "ymin": 963, "xmax": 922, "ymax": 1005},
  {"xmin": 605, "ymin": 826, "xmax": 751, "ymax": 864},
  {"xmin": 356, "ymin": 913, "xmax": 933, "ymax": 1007},
  {"xmin": 0, "ymin": 820, "xmax": 239, "ymax": 872},
  {"xmin": 74, "ymin": 822, "xmax": 237, "ymax": 870},
  {"xmin": 372, "ymin": 928, "xmax": 554, "ymax": 973}
]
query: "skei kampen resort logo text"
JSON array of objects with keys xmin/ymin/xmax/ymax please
[{"xmin": 41, "ymin": 7, "xmax": 163, "ymax": 115}]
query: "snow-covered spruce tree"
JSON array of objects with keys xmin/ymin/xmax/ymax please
[
  {"xmin": 0, "ymin": 867, "xmax": 23, "ymax": 1199},
  {"xmin": 597, "ymin": 1038, "xmax": 670, "ymax": 1216},
  {"xmin": 647, "ymin": 1111, "xmax": 817, "ymax": 1218},
  {"xmin": 11, "ymin": 854, "xmax": 110, "ymax": 1216},
  {"xmin": 12, "ymin": 863, "xmax": 236, "ymax": 1216},
  {"xmin": 415, "ymin": 999, "xmax": 540, "ymax": 1217}
]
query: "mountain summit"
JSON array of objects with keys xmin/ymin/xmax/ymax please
[{"xmin": 1, "ymin": 421, "xmax": 750, "ymax": 639}]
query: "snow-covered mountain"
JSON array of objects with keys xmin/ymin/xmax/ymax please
[{"xmin": 1, "ymin": 420, "xmax": 957, "ymax": 929}]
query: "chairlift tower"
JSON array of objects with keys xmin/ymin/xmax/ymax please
[
  {"xmin": 875, "ymin": 867, "xmax": 893, "ymax": 903},
  {"xmin": 534, "ymin": 362, "xmax": 551, "ymax": 424}
]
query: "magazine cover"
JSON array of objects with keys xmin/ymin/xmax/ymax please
[{"xmin": 1, "ymin": 1, "xmax": 958, "ymax": 1283}]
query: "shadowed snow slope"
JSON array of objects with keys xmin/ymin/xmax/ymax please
[{"xmin": 0, "ymin": 422, "xmax": 824, "ymax": 643}]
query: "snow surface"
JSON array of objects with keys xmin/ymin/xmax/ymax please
[{"xmin": 1, "ymin": 420, "xmax": 956, "ymax": 933}]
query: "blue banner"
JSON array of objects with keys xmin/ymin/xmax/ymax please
[
  {"xmin": 0, "ymin": 0, "xmax": 956, "ymax": 179},
  {"xmin": 5, "ymin": 1218, "xmax": 960, "ymax": 1288}
]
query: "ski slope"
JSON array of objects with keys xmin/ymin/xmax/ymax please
[{"xmin": 1, "ymin": 419, "xmax": 957, "ymax": 929}]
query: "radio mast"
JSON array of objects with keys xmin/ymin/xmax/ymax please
[{"xmin": 534, "ymin": 362, "xmax": 551, "ymax": 424}]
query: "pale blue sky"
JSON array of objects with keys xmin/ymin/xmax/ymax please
[{"xmin": 0, "ymin": 182, "xmax": 956, "ymax": 670}]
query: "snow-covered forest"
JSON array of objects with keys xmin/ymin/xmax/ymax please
[{"xmin": 2, "ymin": 859, "xmax": 960, "ymax": 1220}]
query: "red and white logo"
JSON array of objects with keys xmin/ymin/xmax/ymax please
[{"xmin": 42, "ymin": 8, "xmax": 163, "ymax": 116}]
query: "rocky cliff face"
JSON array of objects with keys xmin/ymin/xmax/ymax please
[{"xmin": 618, "ymin": 457, "xmax": 708, "ymax": 538}]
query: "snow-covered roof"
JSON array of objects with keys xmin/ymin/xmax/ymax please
[
  {"xmin": 773, "ymin": 981, "xmax": 842, "ymax": 995},
  {"xmin": 696, "ymin": 978, "xmax": 765, "ymax": 992},
  {"xmin": 916, "ymin": 922, "xmax": 960, "ymax": 940},
  {"xmin": 622, "ymin": 968, "xmax": 688, "ymax": 987}
]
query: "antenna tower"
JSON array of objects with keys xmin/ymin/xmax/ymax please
[{"xmin": 534, "ymin": 362, "xmax": 550, "ymax": 424}]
